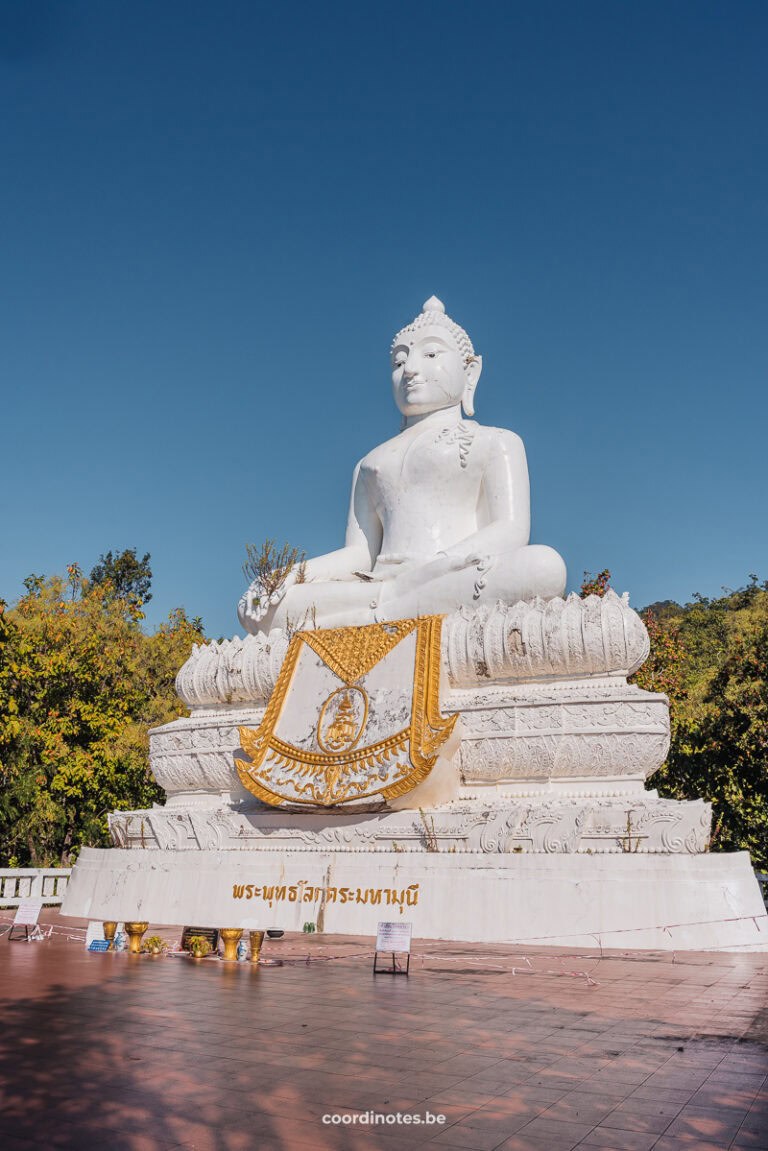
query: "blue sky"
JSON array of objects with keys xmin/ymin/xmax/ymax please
[{"xmin": 2, "ymin": 1, "xmax": 766, "ymax": 638}]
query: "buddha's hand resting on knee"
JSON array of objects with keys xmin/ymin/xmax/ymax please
[
  {"xmin": 238, "ymin": 583, "xmax": 270, "ymax": 627},
  {"xmin": 239, "ymin": 569, "xmax": 302, "ymax": 627}
]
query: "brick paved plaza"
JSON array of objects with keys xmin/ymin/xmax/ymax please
[{"xmin": 0, "ymin": 914, "xmax": 766, "ymax": 1151}]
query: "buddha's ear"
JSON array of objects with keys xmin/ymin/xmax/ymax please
[{"xmin": 462, "ymin": 355, "xmax": 482, "ymax": 417}]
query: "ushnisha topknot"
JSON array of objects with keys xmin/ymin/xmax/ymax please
[{"xmin": 392, "ymin": 295, "xmax": 476, "ymax": 372}]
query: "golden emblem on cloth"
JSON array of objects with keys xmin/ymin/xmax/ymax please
[
  {"xmin": 317, "ymin": 687, "xmax": 368, "ymax": 752},
  {"xmin": 237, "ymin": 616, "xmax": 457, "ymax": 807}
]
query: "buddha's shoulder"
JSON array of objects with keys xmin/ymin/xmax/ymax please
[
  {"xmin": 357, "ymin": 434, "xmax": 405, "ymax": 471},
  {"xmin": 473, "ymin": 423, "xmax": 526, "ymax": 455},
  {"xmin": 356, "ymin": 430, "xmax": 416, "ymax": 469}
]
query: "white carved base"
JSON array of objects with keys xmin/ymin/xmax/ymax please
[
  {"xmin": 62, "ymin": 846, "xmax": 768, "ymax": 952},
  {"xmin": 148, "ymin": 680, "xmax": 670, "ymax": 802},
  {"xmin": 109, "ymin": 791, "xmax": 710, "ymax": 855}
]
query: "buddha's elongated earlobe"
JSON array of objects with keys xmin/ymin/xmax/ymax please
[{"xmin": 462, "ymin": 355, "xmax": 482, "ymax": 417}]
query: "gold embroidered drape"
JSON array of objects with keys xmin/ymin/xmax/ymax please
[{"xmin": 237, "ymin": 615, "xmax": 456, "ymax": 807}]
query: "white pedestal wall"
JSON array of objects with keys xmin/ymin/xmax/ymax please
[{"xmin": 62, "ymin": 846, "xmax": 768, "ymax": 952}]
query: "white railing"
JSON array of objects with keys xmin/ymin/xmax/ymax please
[
  {"xmin": 757, "ymin": 871, "xmax": 768, "ymax": 908},
  {"xmin": 0, "ymin": 869, "xmax": 72, "ymax": 907}
]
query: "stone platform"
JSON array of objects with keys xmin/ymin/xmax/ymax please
[{"xmin": 63, "ymin": 847, "xmax": 768, "ymax": 952}]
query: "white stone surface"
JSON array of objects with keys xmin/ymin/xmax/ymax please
[
  {"xmin": 109, "ymin": 791, "xmax": 710, "ymax": 855},
  {"xmin": 62, "ymin": 846, "xmax": 768, "ymax": 952},
  {"xmin": 237, "ymin": 296, "xmax": 567, "ymax": 634},
  {"xmin": 0, "ymin": 868, "xmax": 72, "ymax": 907},
  {"xmin": 149, "ymin": 678, "xmax": 669, "ymax": 803},
  {"xmin": 455, "ymin": 680, "xmax": 669, "ymax": 784}
]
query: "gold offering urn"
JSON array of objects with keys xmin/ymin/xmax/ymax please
[
  {"xmin": 124, "ymin": 922, "xmax": 149, "ymax": 954},
  {"xmin": 219, "ymin": 928, "xmax": 243, "ymax": 961},
  {"xmin": 249, "ymin": 930, "xmax": 265, "ymax": 963}
]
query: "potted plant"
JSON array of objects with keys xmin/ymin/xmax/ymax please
[
  {"xmin": 187, "ymin": 935, "xmax": 212, "ymax": 960},
  {"xmin": 143, "ymin": 936, "xmax": 167, "ymax": 956}
]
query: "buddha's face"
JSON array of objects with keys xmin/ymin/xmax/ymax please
[{"xmin": 391, "ymin": 325, "xmax": 469, "ymax": 418}]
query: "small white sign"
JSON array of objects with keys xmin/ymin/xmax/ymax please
[
  {"xmin": 14, "ymin": 899, "xmax": 42, "ymax": 926},
  {"xmin": 376, "ymin": 921, "xmax": 412, "ymax": 953},
  {"xmin": 85, "ymin": 921, "xmax": 106, "ymax": 949}
]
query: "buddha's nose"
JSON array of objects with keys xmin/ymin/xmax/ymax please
[{"xmin": 403, "ymin": 359, "xmax": 420, "ymax": 379}]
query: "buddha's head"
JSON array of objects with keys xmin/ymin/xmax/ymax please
[{"xmin": 391, "ymin": 296, "xmax": 483, "ymax": 420}]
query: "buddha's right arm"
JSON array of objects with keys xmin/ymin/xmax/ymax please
[{"xmin": 301, "ymin": 461, "xmax": 382, "ymax": 582}]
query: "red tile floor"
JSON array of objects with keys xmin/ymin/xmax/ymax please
[{"xmin": 0, "ymin": 912, "xmax": 766, "ymax": 1151}]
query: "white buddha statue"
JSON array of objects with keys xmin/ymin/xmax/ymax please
[{"xmin": 239, "ymin": 296, "xmax": 566, "ymax": 634}]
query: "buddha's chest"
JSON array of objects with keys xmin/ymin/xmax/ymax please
[{"xmin": 361, "ymin": 423, "xmax": 484, "ymax": 517}]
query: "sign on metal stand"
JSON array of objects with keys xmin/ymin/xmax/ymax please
[
  {"xmin": 8, "ymin": 898, "xmax": 43, "ymax": 941},
  {"xmin": 373, "ymin": 921, "xmax": 412, "ymax": 975},
  {"xmin": 181, "ymin": 926, "xmax": 220, "ymax": 953}
]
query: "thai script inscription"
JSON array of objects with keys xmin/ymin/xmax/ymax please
[{"xmin": 231, "ymin": 880, "xmax": 419, "ymax": 915}]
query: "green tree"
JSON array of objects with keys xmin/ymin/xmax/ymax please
[
  {"xmin": 0, "ymin": 568, "xmax": 203, "ymax": 866},
  {"xmin": 662, "ymin": 617, "xmax": 768, "ymax": 867},
  {"xmin": 580, "ymin": 568, "xmax": 688, "ymax": 725},
  {"xmin": 633, "ymin": 612, "xmax": 688, "ymax": 734},
  {"xmin": 581, "ymin": 568, "xmax": 768, "ymax": 868},
  {"xmin": 90, "ymin": 548, "xmax": 153, "ymax": 607}
]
